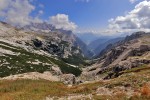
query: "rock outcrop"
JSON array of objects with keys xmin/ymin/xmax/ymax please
[
  {"xmin": 82, "ymin": 32, "xmax": 150, "ymax": 81},
  {"xmin": 60, "ymin": 74, "xmax": 76, "ymax": 85},
  {"xmin": 0, "ymin": 22, "xmax": 82, "ymax": 77}
]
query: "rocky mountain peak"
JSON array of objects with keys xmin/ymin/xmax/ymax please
[
  {"xmin": 23, "ymin": 22, "xmax": 55, "ymax": 33},
  {"xmin": 23, "ymin": 22, "xmax": 93, "ymax": 58},
  {"xmin": 124, "ymin": 31, "xmax": 146, "ymax": 42}
]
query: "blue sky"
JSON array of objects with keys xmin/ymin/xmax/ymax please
[
  {"xmin": 1, "ymin": 0, "xmax": 150, "ymax": 35},
  {"xmin": 33, "ymin": 0, "xmax": 138, "ymax": 32}
]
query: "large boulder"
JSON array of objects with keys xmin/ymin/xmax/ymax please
[
  {"xmin": 51, "ymin": 66, "xmax": 62, "ymax": 75},
  {"xmin": 60, "ymin": 74, "xmax": 76, "ymax": 85}
]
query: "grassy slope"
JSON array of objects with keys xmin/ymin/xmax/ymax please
[
  {"xmin": 0, "ymin": 41, "xmax": 81, "ymax": 77},
  {"xmin": 0, "ymin": 65, "xmax": 150, "ymax": 100}
]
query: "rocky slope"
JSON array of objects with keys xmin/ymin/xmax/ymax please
[
  {"xmin": 24, "ymin": 22, "xmax": 93, "ymax": 58},
  {"xmin": 1, "ymin": 25, "xmax": 150, "ymax": 99},
  {"xmin": 81, "ymin": 32, "xmax": 150, "ymax": 81},
  {"xmin": 1, "ymin": 64, "xmax": 150, "ymax": 100},
  {"xmin": 0, "ymin": 21, "xmax": 84, "ymax": 78}
]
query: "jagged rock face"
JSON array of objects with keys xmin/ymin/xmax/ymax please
[
  {"xmin": 101, "ymin": 47, "xmax": 125, "ymax": 68},
  {"xmin": 74, "ymin": 37, "xmax": 94, "ymax": 58},
  {"xmin": 82, "ymin": 32, "xmax": 150, "ymax": 81},
  {"xmin": 130, "ymin": 45, "xmax": 150, "ymax": 56},
  {"xmin": 0, "ymin": 22, "xmax": 86, "ymax": 59},
  {"xmin": 32, "ymin": 36, "xmax": 83, "ymax": 59},
  {"xmin": 23, "ymin": 22, "xmax": 55, "ymax": 32},
  {"xmin": 23, "ymin": 22, "xmax": 93, "ymax": 58},
  {"xmin": 0, "ymin": 22, "xmax": 82, "ymax": 77}
]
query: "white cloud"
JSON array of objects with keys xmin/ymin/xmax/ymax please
[
  {"xmin": 75, "ymin": 0, "xmax": 90, "ymax": 3},
  {"xmin": 0, "ymin": 0, "xmax": 10, "ymax": 16},
  {"xmin": 129, "ymin": 0, "xmax": 138, "ymax": 4},
  {"xmin": 49, "ymin": 14, "xmax": 77, "ymax": 31},
  {"xmin": 108, "ymin": 0, "xmax": 150, "ymax": 33},
  {"xmin": 38, "ymin": 10, "xmax": 44, "ymax": 15},
  {"xmin": 0, "ymin": 0, "xmax": 77, "ymax": 31},
  {"xmin": 0, "ymin": 0, "xmax": 43, "ymax": 26}
]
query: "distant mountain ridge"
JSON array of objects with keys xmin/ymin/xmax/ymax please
[
  {"xmin": 93, "ymin": 37, "xmax": 125, "ymax": 57},
  {"xmin": 87, "ymin": 36, "xmax": 111, "ymax": 50},
  {"xmin": 76, "ymin": 33, "xmax": 101, "ymax": 45},
  {"xmin": 85, "ymin": 36, "xmax": 124, "ymax": 57}
]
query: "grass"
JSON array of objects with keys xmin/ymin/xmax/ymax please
[
  {"xmin": 0, "ymin": 40, "xmax": 150, "ymax": 99},
  {"xmin": 121, "ymin": 65, "xmax": 150, "ymax": 74},
  {"xmin": 0, "ymin": 65, "xmax": 150, "ymax": 99},
  {"xmin": 105, "ymin": 65, "xmax": 150, "ymax": 89},
  {"xmin": 49, "ymin": 57, "xmax": 82, "ymax": 76},
  {"xmin": 141, "ymin": 83, "xmax": 150, "ymax": 96},
  {"xmin": 61, "ymin": 55, "xmax": 89, "ymax": 66},
  {"xmin": 0, "ymin": 79, "xmax": 105, "ymax": 100},
  {"xmin": 0, "ymin": 80, "xmax": 68, "ymax": 100}
]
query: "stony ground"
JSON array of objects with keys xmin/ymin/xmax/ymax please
[{"xmin": 0, "ymin": 64, "xmax": 150, "ymax": 100}]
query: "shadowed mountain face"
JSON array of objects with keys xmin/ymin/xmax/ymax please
[
  {"xmin": 87, "ymin": 37, "xmax": 111, "ymax": 50},
  {"xmin": 82, "ymin": 32, "xmax": 150, "ymax": 80},
  {"xmin": 0, "ymin": 22, "xmax": 86, "ymax": 77},
  {"xmin": 24, "ymin": 22, "xmax": 94, "ymax": 58},
  {"xmin": 76, "ymin": 33, "xmax": 124, "ymax": 58}
]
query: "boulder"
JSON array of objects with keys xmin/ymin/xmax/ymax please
[
  {"xmin": 51, "ymin": 66, "xmax": 62, "ymax": 75},
  {"xmin": 60, "ymin": 74, "xmax": 76, "ymax": 85}
]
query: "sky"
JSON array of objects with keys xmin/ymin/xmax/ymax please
[{"xmin": 0, "ymin": 0, "xmax": 150, "ymax": 36}]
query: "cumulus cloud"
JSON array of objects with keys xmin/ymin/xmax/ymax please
[
  {"xmin": 0, "ymin": 0, "xmax": 43, "ymax": 26},
  {"xmin": 108, "ymin": 0, "xmax": 150, "ymax": 32},
  {"xmin": 0, "ymin": 0, "xmax": 10, "ymax": 16},
  {"xmin": 49, "ymin": 14, "xmax": 77, "ymax": 31},
  {"xmin": 0, "ymin": 0, "xmax": 77, "ymax": 31}
]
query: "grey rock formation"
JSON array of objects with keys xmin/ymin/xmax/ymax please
[
  {"xmin": 82, "ymin": 32, "xmax": 150, "ymax": 81},
  {"xmin": 60, "ymin": 74, "xmax": 76, "ymax": 85},
  {"xmin": 0, "ymin": 22, "xmax": 82, "ymax": 77},
  {"xmin": 24, "ymin": 22, "xmax": 93, "ymax": 58}
]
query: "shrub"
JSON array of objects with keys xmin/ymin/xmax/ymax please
[{"xmin": 141, "ymin": 83, "xmax": 150, "ymax": 96}]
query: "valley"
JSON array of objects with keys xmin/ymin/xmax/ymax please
[
  {"xmin": 0, "ymin": 21, "xmax": 149, "ymax": 100},
  {"xmin": 0, "ymin": 0, "xmax": 150, "ymax": 99}
]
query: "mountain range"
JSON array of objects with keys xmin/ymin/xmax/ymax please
[
  {"xmin": 0, "ymin": 22, "xmax": 150, "ymax": 100},
  {"xmin": 0, "ymin": 21, "xmax": 87, "ymax": 77},
  {"xmin": 76, "ymin": 32, "xmax": 101, "ymax": 45}
]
